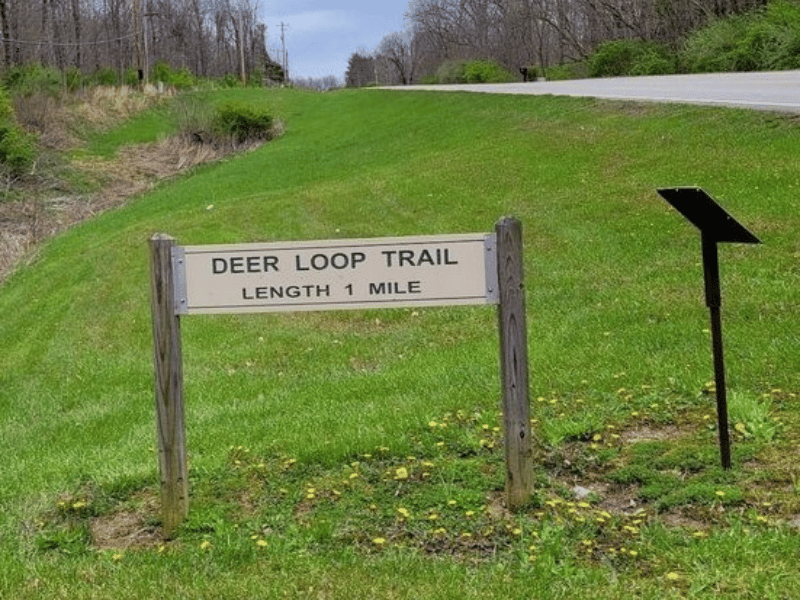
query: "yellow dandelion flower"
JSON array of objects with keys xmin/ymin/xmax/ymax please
[
  {"xmin": 394, "ymin": 467, "xmax": 409, "ymax": 480},
  {"xmin": 200, "ymin": 540, "xmax": 212, "ymax": 550},
  {"xmin": 256, "ymin": 539, "xmax": 268, "ymax": 548},
  {"xmin": 373, "ymin": 537, "xmax": 387, "ymax": 546}
]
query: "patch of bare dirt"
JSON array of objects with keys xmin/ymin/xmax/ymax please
[{"xmin": 91, "ymin": 511, "xmax": 163, "ymax": 550}]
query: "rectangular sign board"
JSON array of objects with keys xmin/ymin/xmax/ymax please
[{"xmin": 172, "ymin": 233, "xmax": 498, "ymax": 315}]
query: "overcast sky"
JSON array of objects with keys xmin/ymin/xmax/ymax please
[{"xmin": 259, "ymin": 1, "xmax": 409, "ymax": 82}]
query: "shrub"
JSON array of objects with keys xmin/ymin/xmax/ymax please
[
  {"xmin": 0, "ymin": 89, "xmax": 36, "ymax": 175},
  {"xmin": 152, "ymin": 61, "xmax": 196, "ymax": 89},
  {"xmin": 681, "ymin": 2, "xmax": 800, "ymax": 73},
  {"xmin": 173, "ymin": 96, "xmax": 274, "ymax": 147},
  {"xmin": 433, "ymin": 59, "xmax": 516, "ymax": 84},
  {"xmin": 463, "ymin": 60, "xmax": 516, "ymax": 83},
  {"xmin": 90, "ymin": 67, "xmax": 119, "ymax": 86},
  {"xmin": 544, "ymin": 61, "xmax": 589, "ymax": 81},
  {"xmin": 2, "ymin": 63, "xmax": 61, "ymax": 97},
  {"xmin": 589, "ymin": 39, "xmax": 677, "ymax": 77},
  {"xmin": 435, "ymin": 60, "xmax": 468, "ymax": 84},
  {"xmin": 215, "ymin": 101, "xmax": 273, "ymax": 144},
  {"xmin": 64, "ymin": 67, "xmax": 85, "ymax": 92}
]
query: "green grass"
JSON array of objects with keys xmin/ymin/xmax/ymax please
[{"xmin": 1, "ymin": 88, "xmax": 799, "ymax": 598}]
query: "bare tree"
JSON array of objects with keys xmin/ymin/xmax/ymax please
[{"xmin": 376, "ymin": 31, "xmax": 418, "ymax": 84}]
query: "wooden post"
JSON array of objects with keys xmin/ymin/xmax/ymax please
[
  {"xmin": 149, "ymin": 234, "xmax": 188, "ymax": 537},
  {"xmin": 495, "ymin": 217, "xmax": 534, "ymax": 510}
]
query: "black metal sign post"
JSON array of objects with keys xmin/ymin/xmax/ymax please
[{"xmin": 656, "ymin": 188, "xmax": 761, "ymax": 469}]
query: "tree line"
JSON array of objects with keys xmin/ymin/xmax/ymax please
[
  {"xmin": 348, "ymin": 0, "xmax": 770, "ymax": 86},
  {"xmin": 0, "ymin": 0, "xmax": 282, "ymax": 83}
]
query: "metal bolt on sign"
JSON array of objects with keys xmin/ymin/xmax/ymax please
[{"xmin": 656, "ymin": 187, "xmax": 761, "ymax": 469}]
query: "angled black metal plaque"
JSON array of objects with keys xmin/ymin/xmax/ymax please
[
  {"xmin": 657, "ymin": 187, "xmax": 761, "ymax": 244},
  {"xmin": 655, "ymin": 187, "xmax": 761, "ymax": 470}
]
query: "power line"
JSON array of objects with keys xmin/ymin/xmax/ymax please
[{"xmin": 0, "ymin": 33, "xmax": 138, "ymax": 48}]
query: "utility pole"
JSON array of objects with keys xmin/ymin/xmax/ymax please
[
  {"xmin": 134, "ymin": 0, "xmax": 144, "ymax": 82},
  {"xmin": 238, "ymin": 9, "xmax": 246, "ymax": 85},
  {"xmin": 280, "ymin": 22, "xmax": 289, "ymax": 82}
]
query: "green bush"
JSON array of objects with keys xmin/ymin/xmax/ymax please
[
  {"xmin": 544, "ymin": 61, "xmax": 589, "ymax": 81},
  {"xmin": 152, "ymin": 61, "xmax": 196, "ymax": 89},
  {"xmin": 462, "ymin": 60, "xmax": 516, "ymax": 83},
  {"xmin": 64, "ymin": 67, "xmax": 85, "ymax": 92},
  {"xmin": 681, "ymin": 1, "xmax": 800, "ymax": 72},
  {"xmin": 589, "ymin": 39, "xmax": 677, "ymax": 77},
  {"xmin": 215, "ymin": 101, "xmax": 273, "ymax": 144},
  {"xmin": 435, "ymin": 60, "xmax": 469, "ymax": 84},
  {"xmin": 173, "ymin": 96, "xmax": 274, "ymax": 147},
  {"xmin": 433, "ymin": 59, "xmax": 516, "ymax": 84},
  {"xmin": 1, "ymin": 63, "xmax": 61, "ymax": 97},
  {"xmin": 90, "ymin": 67, "xmax": 119, "ymax": 86},
  {"xmin": 0, "ymin": 89, "xmax": 35, "ymax": 175}
]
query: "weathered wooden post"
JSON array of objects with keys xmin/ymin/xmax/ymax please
[
  {"xmin": 149, "ymin": 234, "xmax": 188, "ymax": 537},
  {"xmin": 495, "ymin": 217, "xmax": 535, "ymax": 510}
]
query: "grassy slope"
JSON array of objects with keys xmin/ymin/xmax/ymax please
[{"xmin": 0, "ymin": 88, "xmax": 798, "ymax": 598}]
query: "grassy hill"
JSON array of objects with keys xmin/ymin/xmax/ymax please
[{"xmin": 0, "ymin": 87, "xmax": 798, "ymax": 598}]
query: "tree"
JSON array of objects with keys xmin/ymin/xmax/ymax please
[
  {"xmin": 376, "ymin": 31, "xmax": 418, "ymax": 84},
  {"xmin": 345, "ymin": 50, "xmax": 375, "ymax": 87}
]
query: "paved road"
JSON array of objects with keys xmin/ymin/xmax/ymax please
[{"xmin": 392, "ymin": 71, "xmax": 800, "ymax": 113}]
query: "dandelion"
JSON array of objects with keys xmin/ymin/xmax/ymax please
[
  {"xmin": 715, "ymin": 490, "xmax": 726, "ymax": 498},
  {"xmin": 397, "ymin": 507, "xmax": 410, "ymax": 519},
  {"xmin": 666, "ymin": 572, "xmax": 682, "ymax": 582},
  {"xmin": 447, "ymin": 500, "xmax": 457, "ymax": 507},
  {"xmin": 429, "ymin": 421, "xmax": 438, "ymax": 428},
  {"xmin": 256, "ymin": 539, "xmax": 268, "ymax": 548},
  {"xmin": 373, "ymin": 537, "xmax": 387, "ymax": 546},
  {"xmin": 112, "ymin": 553, "xmax": 123, "ymax": 562},
  {"xmin": 200, "ymin": 540, "xmax": 212, "ymax": 551},
  {"xmin": 394, "ymin": 467, "xmax": 409, "ymax": 481},
  {"xmin": 465, "ymin": 510, "xmax": 475, "ymax": 518}
]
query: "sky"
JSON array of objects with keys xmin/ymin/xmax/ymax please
[{"xmin": 259, "ymin": 1, "xmax": 410, "ymax": 82}]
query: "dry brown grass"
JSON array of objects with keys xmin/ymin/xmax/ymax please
[{"xmin": 1, "ymin": 85, "xmax": 263, "ymax": 283}]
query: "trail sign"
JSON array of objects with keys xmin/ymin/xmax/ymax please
[
  {"xmin": 150, "ymin": 220, "xmax": 534, "ymax": 536},
  {"xmin": 656, "ymin": 187, "xmax": 761, "ymax": 469},
  {"xmin": 173, "ymin": 234, "xmax": 498, "ymax": 314}
]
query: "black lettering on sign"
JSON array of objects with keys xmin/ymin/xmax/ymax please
[
  {"xmin": 242, "ymin": 285, "xmax": 331, "ymax": 300},
  {"xmin": 295, "ymin": 252, "xmax": 367, "ymax": 271},
  {"xmin": 369, "ymin": 281, "xmax": 422, "ymax": 295},
  {"xmin": 381, "ymin": 248, "xmax": 458, "ymax": 267},
  {"xmin": 212, "ymin": 255, "xmax": 279, "ymax": 274}
]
